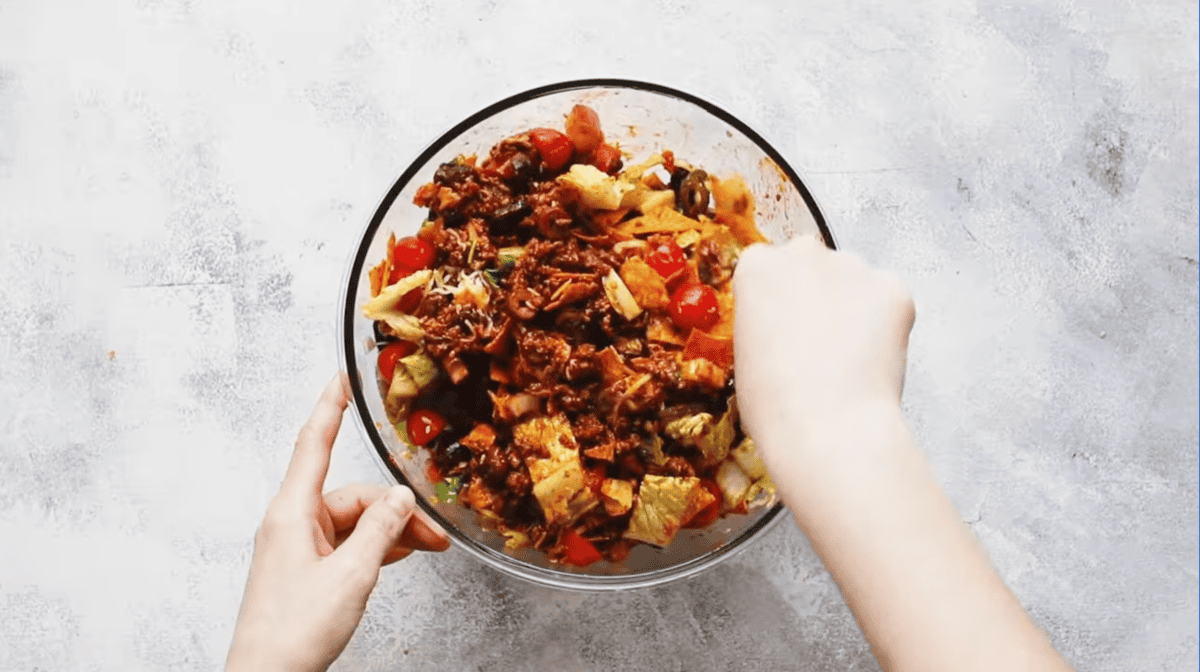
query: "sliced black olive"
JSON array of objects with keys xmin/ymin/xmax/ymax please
[
  {"xmin": 442, "ymin": 209, "xmax": 466, "ymax": 227},
  {"xmin": 441, "ymin": 441, "xmax": 473, "ymax": 465},
  {"xmin": 433, "ymin": 162, "xmax": 475, "ymax": 186},
  {"xmin": 669, "ymin": 166, "xmax": 689, "ymax": 193},
  {"xmin": 489, "ymin": 199, "xmax": 531, "ymax": 235},
  {"xmin": 678, "ymin": 169, "xmax": 709, "ymax": 218}
]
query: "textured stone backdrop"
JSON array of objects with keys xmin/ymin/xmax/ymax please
[{"xmin": 0, "ymin": 1, "xmax": 1196, "ymax": 670}]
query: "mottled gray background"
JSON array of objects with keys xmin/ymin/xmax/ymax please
[{"xmin": 1, "ymin": 1, "xmax": 1196, "ymax": 670}]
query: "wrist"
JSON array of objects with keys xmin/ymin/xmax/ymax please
[
  {"xmin": 754, "ymin": 398, "xmax": 911, "ymax": 515},
  {"xmin": 757, "ymin": 396, "xmax": 906, "ymax": 461}
]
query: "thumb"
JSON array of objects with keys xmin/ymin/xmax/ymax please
[{"xmin": 336, "ymin": 485, "xmax": 416, "ymax": 570}]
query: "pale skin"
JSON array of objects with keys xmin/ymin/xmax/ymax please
[
  {"xmin": 735, "ymin": 236, "xmax": 1073, "ymax": 672},
  {"xmin": 224, "ymin": 375, "xmax": 450, "ymax": 672},
  {"xmin": 227, "ymin": 237, "xmax": 1073, "ymax": 672}
]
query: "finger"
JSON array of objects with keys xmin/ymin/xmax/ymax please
[
  {"xmin": 334, "ymin": 486, "xmax": 416, "ymax": 569},
  {"xmin": 781, "ymin": 232, "xmax": 826, "ymax": 256},
  {"xmin": 325, "ymin": 483, "xmax": 450, "ymax": 552},
  {"xmin": 399, "ymin": 509, "xmax": 452, "ymax": 552},
  {"xmin": 281, "ymin": 376, "xmax": 348, "ymax": 506},
  {"xmin": 324, "ymin": 483, "xmax": 387, "ymax": 532},
  {"xmin": 381, "ymin": 545, "xmax": 415, "ymax": 566},
  {"xmin": 732, "ymin": 243, "xmax": 772, "ymax": 294}
]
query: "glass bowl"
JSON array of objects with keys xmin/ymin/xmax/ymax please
[{"xmin": 338, "ymin": 79, "xmax": 834, "ymax": 591}]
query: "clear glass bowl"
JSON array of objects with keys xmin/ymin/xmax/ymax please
[{"xmin": 338, "ymin": 79, "xmax": 834, "ymax": 591}]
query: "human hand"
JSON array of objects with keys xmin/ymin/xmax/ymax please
[
  {"xmin": 225, "ymin": 375, "xmax": 450, "ymax": 672},
  {"xmin": 734, "ymin": 239, "xmax": 1074, "ymax": 672},
  {"xmin": 733, "ymin": 236, "xmax": 916, "ymax": 481}
]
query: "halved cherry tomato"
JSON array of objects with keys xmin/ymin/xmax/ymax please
[
  {"xmin": 662, "ymin": 149, "xmax": 676, "ymax": 174},
  {"xmin": 565, "ymin": 104, "xmax": 604, "ymax": 154},
  {"xmin": 407, "ymin": 408, "xmax": 446, "ymax": 446},
  {"xmin": 646, "ymin": 239, "xmax": 687, "ymax": 280},
  {"xmin": 529, "ymin": 128, "xmax": 574, "ymax": 172},
  {"xmin": 397, "ymin": 288, "xmax": 423, "ymax": 313},
  {"xmin": 561, "ymin": 527, "xmax": 603, "ymax": 566},
  {"xmin": 590, "ymin": 143, "xmax": 623, "ymax": 175},
  {"xmin": 684, "ymin": 480, "xmax": 723, "ymax": 529},
  {"xmin": 669, "ymin": 283, "xmax": 720, "ymax": 331},
  {"xmin": 377, "ymin": 341, "xmax": 418, "ymax": 383},
  {"xmin": 391, "ymin": 236, "xmax": 435, "ymax": 273}
]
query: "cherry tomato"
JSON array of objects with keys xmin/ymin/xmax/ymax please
[
  {"xmin": 590, "ymin": 143, "xmax": 623, "ymax": 175},
  {"xmin": 645, "ymin": 239, "xmax": 687, "ymax": 280},
  {"xmin": 684, "ymin": 480, "xmax": 724, "ymax": 529},
  {"xmin": 669, "ymin": 283, "xmax": 720, "ymax": 331},
  {"xmin": 397, "ymin": 288, "xmax": 423, "ymax": 313},
  {"xmin": 387, "ymin": 264, "xmax": 410, "ymax": 285},
  {"xmin": 377, "ymin": 341, "xmax": 418, "ymax": 383},
  {"xmin": 561, "ymin": 527, "xmax": 603, "ymax": 566},
  {"xmin": 407, "ymin": 408, "xmax": 446, "ymax": 447},
  {"xmin": 391, "ymin": 236, "xmax": 435, "ymax": 273},
  {"xmin": 529, "ymin": 128, "xmax": 574, "ymax": 172},
  {"xmin": 565, "ymin": 104, "xmax": 604, "ymax": 154}
]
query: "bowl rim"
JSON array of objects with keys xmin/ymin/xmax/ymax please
[{"xmin": 338, "ymin": 78, "xmax": 834, "ymax": 592}]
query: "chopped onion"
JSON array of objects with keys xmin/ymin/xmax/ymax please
[
  {"xmin": 715, "ymin": 459, "xmax": 752, "ymax": 509},
  {"xmin": 506, "ymin": 393, "xmax": 540, "ymax": 419}
]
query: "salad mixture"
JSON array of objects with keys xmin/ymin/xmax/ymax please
[{"xmin": 363, "ymin": 104, "xmax": 776, "ymax": 566}]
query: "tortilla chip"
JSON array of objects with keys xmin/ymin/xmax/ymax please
[
  {"xmin": 708, "ymin": 281, "xmax": 735, "ymax": 340},
  {"xmin": 615, "ymin": 206, "xmax": 719, "ymax": 237},
  {"xmin": 596, "ymin": 346, "xmax": 632, "ymax": 385},
  {"xmin": 584, "ymin": 442, "xmax": 615, "ymax": 462},
  {"xmin": 619, "ymin": 257, "xmax": 670, "ymax": 310},
  {"xmin": 600, "ymin": 479, "xmax": 634, "ymax": 515},
  {"xmin": 646, "ymin": 316, "xmax": 688, "ymax": 347},
  {"xmin": 682, "ymin": 329, "xmax": 733, "ymax": 369},
  {"xmin": 624, "ymin": 475, "xmax": 707, "ymax": 547}
]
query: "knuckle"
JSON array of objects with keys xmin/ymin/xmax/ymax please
[
  {"xmin": 365, "ymin": 507, "xmax": 405, "ymax": 541},
  {"xmin": 258, "ymin": 500, "xmax": 296, "ymax": 540}
]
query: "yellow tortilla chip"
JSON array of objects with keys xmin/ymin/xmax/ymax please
[
  {"xmin": 600, "ymin": 478, "xmax": 634, "ymax": 515},
  {"xmin": 646, "ymin": 316, "xmax": 688, "ymax": 346},
  {"xmin": 708, "ymin": 280, "xmax": 735, "ymax": 340},
  {"xmin": 515, "ymin": 415, "xmax": 596, "ymax": 525},
  {"xmin": 619, "ymin": 257, "xmax": 670, "ymax": 310},
  {"xmin": 624, "ymin": 475, "xmax": 709, "ymax": 547},
  {"xmin": 615, "ymin": 206, "xmax": 720, "ymax": 237}
]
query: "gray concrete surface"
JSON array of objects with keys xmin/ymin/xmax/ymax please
[{"xmin": 1, "ymin": 1, "xmax": 1196, "ymax": 670}]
